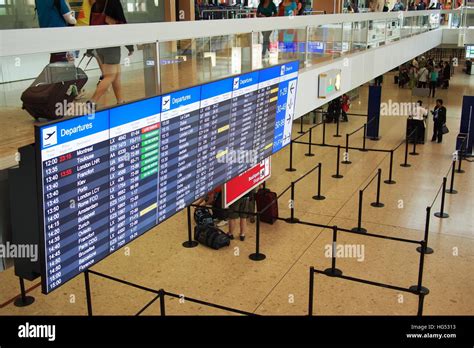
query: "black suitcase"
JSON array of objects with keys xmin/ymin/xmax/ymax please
[
  {"xmin": 21, "ymin": 56, "xmax": 91, "ymax": 120},
  {"xmin": 256, "ymin": 188, "xmax": 278, "ymax": 224}
]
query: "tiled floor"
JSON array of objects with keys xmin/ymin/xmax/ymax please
[{"xmin": 0, "ymin": 66, "xmax": 472, "ymax": 316}]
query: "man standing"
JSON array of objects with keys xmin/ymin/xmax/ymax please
[
  {"xmin": 431, "ymin": 99, "xmax": 446, "ymax": 143},
  {"xmin": 392, "ymin": 0, "xmax": 405, "ymax": 10}
]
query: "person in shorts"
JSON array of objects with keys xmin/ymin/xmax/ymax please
[{"xmin": 228, "ymin": 194, "xmax": 251, "ymax": 241}]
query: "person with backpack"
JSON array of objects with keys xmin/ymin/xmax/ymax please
[
  {"xmin": 87, "ymin": 0, "xmax": 134, "ymax": 107},
  {"xmin": 35, "ymin": 0, "xmax": 77, "ymax": 62}
]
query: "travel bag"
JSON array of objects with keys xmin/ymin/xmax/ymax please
[
  {"xmin": 194, "ymin": 207, "xmax": 214, "ymax": 226},
  {"xmin": 256, "ymin": 188, "xmax": 278, "ymax": 224},
  {"xmin": 21, "ymin": 55, "xmax": 91, "ymax": 120},
  {"xmin": 194, "ymin": 225, "xmax": 230, "ymax": 250}
]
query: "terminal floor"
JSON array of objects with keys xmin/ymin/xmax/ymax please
[{"xmin": 0, "ymin": 69, "xmax": 473, "ymax": 316}]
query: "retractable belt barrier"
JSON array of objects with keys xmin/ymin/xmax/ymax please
[{"xmin": 83, "ymin": 269, "xmax": 257, "ymax": 316}]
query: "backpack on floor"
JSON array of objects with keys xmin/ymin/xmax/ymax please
[
  {"xmin": 194, "ymin": 207, "xmax": 214, "ymax": 226},
  {"xmin": 194, "ymin": 225, "xmax": 230, "ymax": 250}
]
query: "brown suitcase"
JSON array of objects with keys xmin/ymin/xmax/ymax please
[{"xmin": 21, "ymin": 57, "xmax": 91, "ymax": 120}]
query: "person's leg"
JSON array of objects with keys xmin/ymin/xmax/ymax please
[
  {"xmin": 90, "ymin": 64, "xmax": 117, "ymax": 104},
  {"xmin": 228, "ymin": 218, "xmax": 237, "ymax": 239},
  {"xmin": 431, "ymin": 122, "xmax": 438, "ymax": 141},
  {"xmin": 111, "ymin": 64, "xmax": 124, "ymax": 104},
  {"xmin": 437, "ymin": 125, "xmax": 443, "ymax": 143},
  {"xmin": 239, "ymin": 217, "xmax": 248, "ymax": 239}
]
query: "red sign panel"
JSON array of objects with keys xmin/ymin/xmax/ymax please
[{"xmin": 223, "ymin": 158, "xmax": 271, "ymax": 207}]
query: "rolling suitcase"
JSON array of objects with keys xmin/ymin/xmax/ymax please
[
  {"xmin": 256, "ymin": 188, "xmax": 278, "ymax": 224},
  {"xmin": 21, "ymin": 56, "xmax": 92, "ymax": 120}
]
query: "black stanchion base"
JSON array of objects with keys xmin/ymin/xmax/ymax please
[
  {"xmin": 285, "ymin": 168, "xmax": 297, "ymax": 172},
  {"xmin": 369, "ymin": 137, "xmax": 380, "ymax": 141},
  {"xmin": 434, "ymin": 212, "xmax": 449, "ymax": 218},
  {"xmin": 341, "ymin": 161, "xmax": 352, "ymax": 164},
  {"xmin": 409, "ymin": 285, "xmax": 430, "ymax": 295},
  {"xmin": 351, "ymin": 227, "xmax": 367, "ymax": 234},
  {"xmin": 445, "ymin": 189, "xmax": 458, "ymax": 194},
  {"xmin": 182, "ymin": 240, "xmax": 199, "ymax": 248},
  {"xmin": 285, "ymin": 217, "xmax": 300, "ymax": 224},
  {"xmin": 400, "ymin": 163, "xmax": 411, "ymax": 167},
  {"xmin": 333, "ymin": 134, "xmax": 342, "ymax": 138},
  {"xmin": 409, "ymin": 152, "xmax": 419, "ymax": 156},
  {"xmin": 332, "ymin": 174, "xmax": 344, "ymax": 179},
  {"xmin": 249, "ymin": 253, "xmax": 266, "ymax": 261},
  {"xmin": 416, "ymin": 246, "xmax": 434, "ymax": 254},
  {"xmin": 305, "ymin": 153, "xmax": 315, "ymax": 157},
  {"xmin": 323, "ymin": 268, "xmax": 343, "ymax": 277},
  {"xmin": 14, "ymin": 296, "xmax": 35, "ymax": 307},
  {"xmin": 298, "ymin": 131, "xmax": 305, "ymax": 135},
  {"xmin": 370, "ymin": 202, "xmax": 385, "ymax": 208},
  {"xmin": 384, "ymin": 180, "xmax": 396, "ymax": 185},
  {"xmin": 312, "ymin": 195, "xmax": 326, "ymax": 201},
  {"xmin": 455, "ymin": 169, "xmax": 465, "ymax": 174}
]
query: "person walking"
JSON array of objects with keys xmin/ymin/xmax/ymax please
[
  {"xmin": 431, "ymin": 99, "xmax": 447, "ymax": 143},
  {"xmin": 428, "ymin": 67, "xmax": 438, "ymax": 97},
  {"xmin": 442, "ymin": 61, "xmax": 451, "ymax": 89},
  {"xmin": 257, "ymin": 0, "xmax": 277, "ymax": 59},
  {"xmin": 88, "ymin": 0, "xmax": 134, "ymax": 107},
  {"xmin": 35, "ymin": 0, "xmax": 77, "ymax": 62}
]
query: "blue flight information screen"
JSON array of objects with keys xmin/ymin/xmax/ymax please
[{"xmin": 36, "ymin": 61, "xmax": 299, "ymax": 294}]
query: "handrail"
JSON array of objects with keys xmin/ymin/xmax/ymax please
[{"xmin": 0, "ymin": 10, "xmax": 443, "ymax": 57}]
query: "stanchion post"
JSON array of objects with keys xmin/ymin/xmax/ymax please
[
  {"xmin": 417, "ymin": 206, "xmax": 434, "ymax": 254},
  {"xmin": 324, "ymin": 226, "xmax": 343, "ymax": 276},
  {"xmin": 182, "ymin": 206, "xmax": 198, "ymax": 248},
  {"xmin": 334, "ymin": 114, "xmax": 341, "ymax": 138},
  {"xmin": 341, "ymin": 134, "xmax": 351, "ymax": 164},
  {"xmin": 285, "ymin": 182, "xmax": 300, "ymax": 224},
  {"xmin": 409, "ymin": 127, "xmax": 419, "ymax": 155},
  {"xmin": 322, "ymin": 119, "xmax": 327, "ymax": 145},
  {"xmin": 286, "ymin": 140, "xmax": 296, "ymax": 172},
  {"xmin": 400, "ymin": 137, "xmax": 411, "ymax": 167},
  {"xmin": 313, "ymin": 163, "xmax": 326, "ymax": 200},
  {"xmin": 305, "ymin": 127, "xmax": 314, "ymax": 157},
  {"xmin": 159, "ymin": 289, "xmax": 166, "ymax": 316},
  {"xmin": 351, "ymin": 190, "xmax": 367, "ymax": 233},
  {"xmin": 417, "ymin": 293, "xmax": 425, "ymax": 316},
  {"xmin": 434, "ymin": 177, "xmax": 449, "ymax": 218},
  {"xmin": 371, "ymin": 168, "xmax": 385, "ymax": 208},
  {"xmin": 456, "ymin": 145, "xmax": 465, "ymax": 174},
  {"xmin": 308, "ymin": 266, "xmax": 314, "ymax": 316},
  {"xmin": 84, "ymin": 270, "xmax": 93, "ymax": 316},
  {"xmin": 384, "ymin": 150, "xmax": 396, "ymax": 184},
  {"xmin": 445, "ymin": 160, "xmax": 458, "ymax": 194},
  {"xmin": 13, "ymin": 277, "xmax": 35, "ymax": 307},
  {"xmin": 332, "ymin": 145, "xmax": 343, "ymax": 179},
  {"xmin": 298, "ymin": 115, "xmax": 304, "ymax": 134},
  {"xmin": 360, "ymin": 123, "xmax": 368, "ymax": 152},
  {"xmin": 409, "ymin": 240, "xmax": 430, "ymax": 296},
  {"xmin": 249, "ymin": 213, "xmax": 266, "ymax": 261}
]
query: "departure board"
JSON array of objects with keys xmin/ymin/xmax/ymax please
[{"xmin": 36, "ymin": 61, "xmax": 299, "ymax": 294}]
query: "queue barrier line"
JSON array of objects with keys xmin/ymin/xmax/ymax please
[{"xmin": 84, "ymin": 269, "xmax": 256, "ymax": 316}]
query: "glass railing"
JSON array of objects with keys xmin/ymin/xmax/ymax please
[{"xmin": 0, "ymin": 10, "xmax": 451, "ymax": 126}]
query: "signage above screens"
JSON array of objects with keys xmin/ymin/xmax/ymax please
[
  {"xmin": 318, "ymin": 69, "xmax": 341, "ymax": 99},
  {"xmin": 36, "ymin": 61, "xmax": 299, "ymax": 294},
  {"xmin": 223, "ymin": 158, "xmax": 271, "ymax": 208}
]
